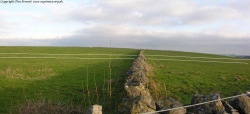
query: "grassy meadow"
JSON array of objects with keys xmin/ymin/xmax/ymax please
[
  {"xmin": 1, "ymin": 46, "xmax": 249, "ymax": 113},
  {"xmin": 0, "ymin": 46, "xmax": 139, "ymax": 113},
  {"xmin": 144, "ymin": 50, "xmax": 250, "ymax": 104}
]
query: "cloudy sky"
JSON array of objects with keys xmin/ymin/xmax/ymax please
[{"xmin": 0, "ymin": 0, "xmax": 249, "ymax": 55}]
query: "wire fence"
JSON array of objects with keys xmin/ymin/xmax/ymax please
[{"xmin": 142, "ymin": 93, "xmax": 250, "ymax": 114}]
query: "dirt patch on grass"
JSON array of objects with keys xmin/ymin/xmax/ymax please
[
  {"xmin": 0, "ymin": 67, "xmax": 56, "ymax": 80},
  {"xmin": 145, "ymin": 63, "xmax": 154, "ymax": 77},
  {"xmin": 146, "ymin": 63, "xmax": 163, "ymax": 100},
  {"xmin": 13, "ymin": 100, "xmax": 85, "ymax": 114}
]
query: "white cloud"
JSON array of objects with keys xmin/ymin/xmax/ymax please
[
  {"xmin": 0, "ymin": 0, "xmax": 249, "ymax": 55},
  {"xmin": 184, "ymin": 6, "xmax": 239, "ymax": 25},
  {"xmin": 0, "ymin": 3, "xmax": 79, "ymax": 39},
  {"xmin": 202, "ymin": 24, "xmax": 250, "ymax": 38},
  {"xmin": 133, "ymin": 11, "xmax": 143, "ymax": 17},
  {"xmin": 102, "ymin": 0, "xmax": 195, "ymax": 16},
  {"xmin": 67, "ymin": 0, "xmax": 195, "ymax": 26}
]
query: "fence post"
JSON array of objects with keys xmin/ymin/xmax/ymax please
[{"xmin": 88, "ymin": 105, "xmax": 102, "ymax": 114}]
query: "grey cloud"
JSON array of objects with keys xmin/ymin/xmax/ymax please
[
  {"xmin": 1, "ymin": 27, "xmax": 249, "ymax": 55},
  {"xmin": 46, "ymin": 25, "xmax": 250, "ymax": 55},
  {"xmin": 227, "ymin": 0, "xmax": 250, "ymax": 13}
]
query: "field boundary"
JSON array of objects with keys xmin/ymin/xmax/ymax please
[{"xmin": 118, "ymin": 50, "xmax": 156, "ymax": 113}]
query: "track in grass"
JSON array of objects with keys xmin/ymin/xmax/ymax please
[
  {"xmin": 146, "ymin": 54, "xmax": 250, "ymax": 61},
  {"xmin": 148, "ymin": 58, "xmax": 248, "ymax": 64},
  {"xmin": 0, "ymin": 57, "xmax": 134, "ymax": 60}
]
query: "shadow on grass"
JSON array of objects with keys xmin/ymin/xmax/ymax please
[{"xmin": 0, "ymin": 58, "xmax": 136, "ymax": 114}]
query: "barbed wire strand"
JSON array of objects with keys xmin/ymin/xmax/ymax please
[{"xmin": 142, "ymin": 93, "xmax": 248, "ymax": 114}]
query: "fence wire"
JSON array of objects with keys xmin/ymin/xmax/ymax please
[{"xmin": 142, "ymin": 93, "xmax": 249, "ymax": 114}]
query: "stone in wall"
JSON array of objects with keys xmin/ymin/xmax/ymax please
[
  {"xmin": 247, "ymin": 91, "xmax": 250, "ymax": 98},
  {"xmin": 88, "ymin": 105, "xmax": 102, "ymax": 114},
  {"xmin": 229, "ymin": 95, "xmax": 250, "ymax": 114},
  {"xmin": 118, "ymin": 95, "xmax": 156, "ymax": 114},
  {"xmin": 156, "ymin": 97, "xmax": 186, "ymax": 114},
  {"xmin": 187, "ymin": 93, "xmax": 226, "ymax": 114},
  {"xmin": 221, "ymin": 100, "xmax": 239, "ymax": 114}
]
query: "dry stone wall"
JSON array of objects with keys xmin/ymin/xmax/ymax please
[
  {"xmin": 118, "ymin": 50, "xmax": 250, "ymax": 114},
  {"xmin": 118, "ymin": 50, "xmax": 156, "ymax": 114},
  {"xmin": 118, "ymin": 50, "xmax": 185, "ymax": 114}
]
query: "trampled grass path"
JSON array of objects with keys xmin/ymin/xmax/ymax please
[
  {"xmin": 146, "ymin": 54, "xmax": 250, "ymax": 61},
  {"xmin": 0, "ymin": 53, "xmax": 136, "ymax": 59},
  {"xmin": 148, "ymin": 58, "xmax": 249, "ymax": 64},
  {"xmin": 0, "ymin": 57, "xmax": 134, "ymax": 60},
  {"xmin": 0, "ymin": 53, "xmax": 137, "ymax": 56}
]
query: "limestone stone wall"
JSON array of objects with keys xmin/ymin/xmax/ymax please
[{"xmin": 118, "ymin": 50, "xmax": 156, "ymax": 114}]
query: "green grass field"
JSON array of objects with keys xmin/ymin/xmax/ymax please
[
  {"xmin": 0, "ymin": 46, "xmax": 139, "ymax": 113},
  {"xmin": 144, "ymin": 50, "xmax": 250, "ymax": 104},
  {"xmin": 1, "ymin": 47, "xmax": 249, "ymax": 113}
]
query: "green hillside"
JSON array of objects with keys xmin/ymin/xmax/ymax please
[{"xmin": 144, "ymin": 50, "xmax": 250, "ymax": 104}]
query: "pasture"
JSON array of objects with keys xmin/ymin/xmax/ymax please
[
  {"xmin": 0, "ymin": 46, "xmax": 139, "ymax": 113},
  {"xmin": 144, "ymin": 50, "xmax": 250, "ymax": 104},
  {"xmin": 1, "ymin": 46, "xmax": 249, "ymax": 113}
]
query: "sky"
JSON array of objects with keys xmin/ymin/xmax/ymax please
[{"xmin": 0, "ymin": 0, "xmax": 250, "ymax": 55}]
